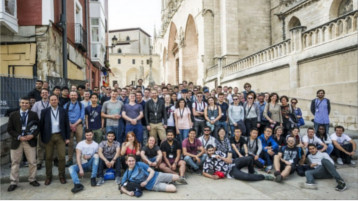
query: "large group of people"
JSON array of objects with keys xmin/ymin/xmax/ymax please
[{"xmin": 6, "ymin": 79, "xmax": 356, "ymax": 196}]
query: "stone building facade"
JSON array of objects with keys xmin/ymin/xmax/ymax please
[
  {"xmin": 155, "ymin": 0, "xmax": 358, "ymax": 130},
  {"xmin": 109, "ymin": 28, "xmax": 161, "ymax": 87}
]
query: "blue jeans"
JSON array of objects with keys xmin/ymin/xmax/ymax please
[
  {"xmin": 125, "ymin": 124, "xmax": 143, "ymax": 144},
  {"xmin": 317, "ymin": 144, "xmax": 334, "ymax": 155},
  {"xmin": 148, "ymin": 156, "xmax": 157, "ymax": 163},
  {"xmin": 177, "ymin": 129, "xmax": 189, "ymax": 142},
  {"xmin": 142, "ymin": 125, "xmax": 148, "ymax": 146},
  {"xmin": 106, "ymin": 126, "xmax": 121, "ymax": 143},
  {"xmin": 314, "ymin": 123, "xmax": 329, "ymax": 135},
  {"xmin": 69, "ymin": 155, "xmax": 99, "ymax": 184},
  {"xmin": 260, "ymin": 151, "xmax": 275, "ymax": 166},
  {"xmin": 184, "ymin": 154, "xmax": 207, "ymax": 170},
  {"xmin": 214, "ymin": 121, "xmax": 229, "ymax": 138}
]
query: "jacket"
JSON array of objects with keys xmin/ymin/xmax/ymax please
[
  {"xmin": 258, "ymin": 133, "xmax": 279, "ymax": 153},
  {"xmin": 7, "ymin": 110, "xmax": 39, "ymax": 149},
  {"xmin": 40, "ymin": 106, "xmax": 70, "ymax": 144},
  {"xmin": 145, "ymin": 98, "xmax": 167, "ymax": 125}
]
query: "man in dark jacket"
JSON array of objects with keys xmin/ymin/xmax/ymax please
[
  {"xmin": 27, "ymin": 80, "xmax": 43, "ymax": 101},
  {"xmin": 40, "ymin": 95, "xmax": 70, "ymax": 185},
  {"xmin": 144, "ymin": 89, "xmax": 167, "ymax": 143},
  {"xmin": 7, "ymin": 97, "xmax": 40, "ymax": 192}
]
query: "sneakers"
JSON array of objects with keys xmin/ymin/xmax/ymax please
[
  {"xmin": 91, "ymin": 178, "xmax": 97, "ymax": 187},
  {"xmin": 337, "ymin": 158, "xmax": 343, "ymax": 165},
  {"xmin": 264, "ymin": 174, "xmax": 275, "ymax": 181},
  {"xmin": 97, "ymin": 177, "xmax": 104, "ymax": 186},
  {"xmin": 274, "ymin": 174, "xmax": 282, "ymax": 183},
  {"xmin": 300, "ymin": 182, "xmax": 318, "ymax": 190},
  {"xmin": 177, "ymin": 176, "xmax": 188, "ymax": 184},
  {"xmin": 336, "ymin": 181, "xmax": 347, "ymax": 192},
  {"xmin": 274, "ymin": 171, "xmax": 281, "ymax": 177},
  {"xmin": 71, "ymin": 184, "xmax": 84, "ymax": 193},
  {"xmin": 65, "ymin": 160, "xmax": 73, "ymax": 167},
  {"xmin": 226, "ymin": 172, "xmax": 233, "ymax": 179},
  {"xmin": 350, "ymin": 160, "xmax": 356, "ymax": 165},
  {"xmin": 115, "ymin": 176, "xmax": 121, "ymax": 185}
]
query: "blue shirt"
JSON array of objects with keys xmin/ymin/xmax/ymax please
[
  {"xmin": 258, "ymin": 102, "xmax": 267, "ymax": 122},
  {"xmin": 118, "ymin": 96, "xmax": 129, "ymax": 104},
  {"xmin": 121, "ymin": 162, "xmax": 159, "ymax": 190},
  {"xmin": 314, "ymin": 98, "xmax": 329, "ymax": 124},
  {"xmin": 64, "ymin": 101, "xmax": 85, "ymax": 124},
  {"xmin": 85, "ymin": 105, "xmax": 102, "ymax": 130},
  {"xmin": 137, "ymin": 100, "xmax": 146, "ymax": 126},
  {"xmin": 258, "ymin": 133, "xmax": 279, "ymax": 153}
]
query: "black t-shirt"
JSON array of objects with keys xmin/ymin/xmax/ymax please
[
  {"xmin": 160, "ymin": 139, "xmax": 182, "ymax": 160},
  {"xmin": 59, "ymin": 97, "xmax": 70, "ymax": 107},
  {"xmin": 230, "ymin": 136, "xmax": 247, "ymax": 151},
  {"xmin": 273, "ymin": 135, "xmax": 286, "ymax": 147},
  {"xmin": 142, "ymin": 145, "xmax": 160, "ymax": 158},
  {"xmin": 279, "ymin": 146, "xmax": 301, "ymax": 165}
]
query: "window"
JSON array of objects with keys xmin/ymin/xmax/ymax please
[
  {"xmin": 75, "ymin": 0, "xmax": 83, "ymax": 26},
  {"xmin": 132, "ymin": 59, "xmax": 135, "ymax": 64},
  {"xmin": 91, "ymin": 27, "xmax": 99, "ymax": 42},
  {"xmin": 338, "ymin": 0, "xmax": 353, "ymax": 17},
  {"xmin": 146, "ymin": 59, "xmax": 150, "ymax": 65},
  {"xmin": 91, "ymin": 18, "xmax": 99, "ymax": 25},
  {"xmin": 118, "ymin": 59, "xmax": 121, "ymax": 64},
  {"xmin": 118, "ymin": 49, "xmax": 122, "ymax": 53},
  {"xmin": 126, "ymin": 36, "xmax": 130, "ymax": 41}
]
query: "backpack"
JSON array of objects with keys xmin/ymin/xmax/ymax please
[{"xmin": 65, "ymin": 101, "xmax": 82, "ymax": 113}]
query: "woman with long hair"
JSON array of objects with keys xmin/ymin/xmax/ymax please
[
  {"xmin": 263, "ymin": 92, "xmax": 283, "ymax": 131},
  {"xmin": 120, "ymin": 131, "xmax": 141, "ymax": 169}
]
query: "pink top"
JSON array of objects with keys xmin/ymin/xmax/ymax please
[{"xmin": 174, "ymin": 107, "xmax": 191, "ymax": 129}]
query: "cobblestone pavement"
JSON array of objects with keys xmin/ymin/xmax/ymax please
[{"xmin": 1, "ymin": 164, "xmax": 357, "ymax": 200}]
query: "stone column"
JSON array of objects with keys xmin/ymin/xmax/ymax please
[{"xmin": 289, "ymin": 26, "xmax": 306, "ymax": 89}]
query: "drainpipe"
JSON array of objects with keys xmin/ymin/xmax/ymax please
[{"xmin": 61, "ymin": 0, "xmax": 68, "ymax": 80}]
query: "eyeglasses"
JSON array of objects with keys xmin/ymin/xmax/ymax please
[
  {"xmin": 287, "ymin": 140, "xmax": 295, "ymax": 142},
  {"xmin": 291, "ymin": 102, "xmax": 297, "ymax": 104},
  {"xmin": 204, "ymin": 129, "xmax": 210, "ymax": 131},
  {"xmin": 233, "ymin": 98, "xmax": 238, "ymax": 100},
  {"xmin": 248, "ymin": 97, "xmax": 253, "ymax": 99},
  {"xmin": 197, "ymin": 95, "xmax": 203, "ymax": 97}
]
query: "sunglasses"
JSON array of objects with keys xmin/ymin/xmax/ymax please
[{"xmin": 106, "ymin": 88, "xmax": 111, "ymax": 90}]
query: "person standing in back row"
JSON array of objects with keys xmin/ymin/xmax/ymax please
[{"xmin": 311, "ymin": 89, "xmax": 330, "ymax": 135}]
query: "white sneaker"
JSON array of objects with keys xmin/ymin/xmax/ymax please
[
  {"xmin": 300, "ymin": 182, "xmax": 318, "ymax": 190},
  {"xmin": 350, "ymin": 160, "xmax": 356, "ymax": 165},
  {"xmin": 97, "ymin": 177, "xmax": 104, "ymax": 186},
  {"xmin": 337, "ymin": 158, "xmax": 343, "ymax": 165}
]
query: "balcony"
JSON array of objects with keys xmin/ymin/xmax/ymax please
[
  {"xmin": 75, "ymin": 23, "xmax": 87, "ymax": 52},
  {"xmin": 0, "ymin": 0, "xmax": 18, "ymax": 33},
  {"xmin": 91, "ymin": 43, "xmax": 105, "ymax": 66}
]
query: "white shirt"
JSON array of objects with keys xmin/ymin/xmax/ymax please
[
  {"xmin": 198, "ymin": 135, "xmax": 217, "ymax": 149},
  {"xmin": 330, "ymin": 132, "xmax": 352, "ymax": 145},
  {"xmin": 302, "ymin": 135, "xmax": 323, "ymax": 145},
  {"xmin": 76, "ymin": 140, "xmax": 99, "ymax": 164},
  {"xmin": 50, "ymin": 106, "xmax": 60, "ymax": 134},
  {"xmin": 308, "ymin": 151, "xmax": 334, "ymax": 167}
]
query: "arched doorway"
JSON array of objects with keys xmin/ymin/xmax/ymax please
[
  {"xmin": 288, "ymin": 16, "xmax": 301, "ymax": 30},
  {"xmin": 329, "ymin": 0, "xmax": 353, "ymax": 19},
  {"xmin": 182, "ymin": 15, "xmax": 199, "ymax": 84},
  {"xmin": 168, "ymin": 22, "xmax": 179, "ymax": 84}
]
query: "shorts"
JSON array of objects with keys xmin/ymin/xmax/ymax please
[
  {"xmin": 152, "ymin": 173, "xmax": 173, "ymax": 192},
  {"xmin": 280, "ymin": 161, "xmax": 296, "ymax": 175}
]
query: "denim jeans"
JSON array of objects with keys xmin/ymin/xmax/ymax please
[
  {"xmin": 148, "ymin": 156, "xmax": 157, "ymax": 163},
  {"xmin": 314, "ymin": 123, "xmax": 329, "ymax": 136},
  {"xmin": 260, "ymin": 151, "xmax": 275, "ymax": 166},
  {"xmin": 142, "ymin": 125, "xmax": 148, "ymax": 146},
  {"xmin": 69, "ymin": 154, "xmax": 99, "ymax": 184},
  {"xmin": 184, "ymin": 154, "xmax": 207, "ymax": 170},
  {"xmin": 98, "ymin": 157, "xmax": 121, "ymax": 178},
  {"xmin": 106, "ymin": 126, "xmax": 120, "ymax": 143},
  {"xmin": 125, "ymin": 124, "xmax": 143, "ymax": 144},
  {"xmin": 178, "ymin": 129, "xmax": 190, "ymax": 142},
  {"xmin": 214, "ymin": 121, "xmax": 229, "ymax": 139},
  {"xmin": 194, "ymin": 121, "xmax": 206, "ymax": 137},
  {"xmin": 317, "ymin": 144, "xmax": 334, "ymax": 155},
  {"xmin": 305, "ymin": 158, "xmax": 343, "ymax": 184},
  {"xmin": 334, "ymin": 143, "xmax": 353, "ymax": 164}
]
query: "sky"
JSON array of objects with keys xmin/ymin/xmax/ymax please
[{"xmin": 108, "ymin": 0, "xmax": 162, "ymax": 37}]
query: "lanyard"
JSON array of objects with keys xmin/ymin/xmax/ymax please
[
  {"xmin": 51, "ymin": 108, "xmax": 59, "ymax": 119},
  {"xmin": 90, "ymin": 106, "xmax": 98, "ymax": 117},
  {"xmin": 315, "ymin": 99, "xmax": 324, "ymax": 108},
  {"xmin": 179, "ymin": 108, "xmax": 185, "ymax": 119},
  {"xmin": 196, "ymin": 101, "xmax": 204, "ymax": 111},
  {"xmin": 41, "ymin": 101, "xmax": 49, "ymax": 109},
  {"xmin": 201, "ymin": 136, "xmax": 210, "ymax": 148},
  {"xmin": 308, "ymin": 137, "xmax": 315, "ymax": 144},
  {"xmin": 69, "ymin": 102, "xmax": 78, "ymax": 112},
  {"xmin": 248, "ymin": 139, "xmax": 256, "ymax": 149}
]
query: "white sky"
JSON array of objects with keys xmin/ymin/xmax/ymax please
[{"xmin": 108, "ymin": 0, "xmax": 162, "ymax": 37}]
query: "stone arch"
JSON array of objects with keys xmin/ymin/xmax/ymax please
[
  {"xmin": 167, "ymin": 22, "xmax": 179, "ymax": 84},
  {"xmin": 288, "ymin": 16, "xmax": 301, "ymax": 30},
  {"xmin": 182, "ymin": 15, "xmax": 198, "ymax": 84},
  {"xmin": 329, "ymin": 0, "xmax": 353, "ymax": 20},
  {"xmin": 126, "ymin": 68, "xmax": 139, "ymax": 86}
]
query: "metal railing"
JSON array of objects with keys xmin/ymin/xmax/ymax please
[{"xmin": 75, "ymin": 23, "xmax": 87, "ymax": 51}]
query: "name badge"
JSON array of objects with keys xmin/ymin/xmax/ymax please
[
  {"xmin": 155, "ymin": 112, "xmax": 157, "ymax": 116},
  {"xmin": 210, "ymin": 117, "xmax": 215, "ymax": 120},
  {"xmin": 90, "ymin": 119, "xmax": 95, "ymax": 122},
  {"xmin": 316, "ymin": 109, "xmax": 319, "ymax": 112},
  {"xmin": 289, "ymin": 159, "xmax": 294, "ymax": 163},
  {"xmin": 22, "ymin": 126, "xmax": 26, "ymax": 131},
  {"xmin": 168, "ymin": 154, "xmax": 174, "ymax": 159}
]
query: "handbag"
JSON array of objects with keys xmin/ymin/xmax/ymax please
[
  {"xmin": 104, "ymin": 168, "xmax": 115, "ymax": 180},
  {"xmin": 298, "ymin": 118, "xmax": 305, "ymax": 126}
]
